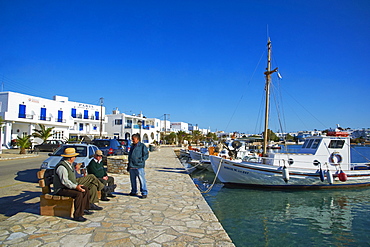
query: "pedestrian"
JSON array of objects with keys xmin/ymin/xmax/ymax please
[
  {"xmin": 53, "ymin": 148, "xmax": 92, "ymax": 222},
  {"xmin": 128, "ymin": 133, "xmax": 149, "ymax": 198},
  {"xmin": 87, "ymin": 150, "xmax": 116, "ymax": 201}
]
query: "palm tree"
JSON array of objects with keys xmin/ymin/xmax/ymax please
[
  {"xmin": 16, "ymin": 135, "xmax": 31, "ymax": 154},
  {"xmin": 32, "ymin": 124, "xmax": 55, "ymax": 142},
  {"xmin": 192, "ymin": 130, "xmax": 203, "ymax": 145},
  {"xmin": 176, "ymin": 131, "xmax": 187, "ymax": 145}
]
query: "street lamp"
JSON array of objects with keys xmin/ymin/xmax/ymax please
[{"xmin": 137, "ymin": 120, "xmax": 142, "ymax": 140}]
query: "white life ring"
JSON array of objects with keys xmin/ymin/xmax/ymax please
[{"xmin": 329, "ymin": 152, "xmax": 342, "ymax": 165}]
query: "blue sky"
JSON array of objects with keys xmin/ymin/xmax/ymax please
[{"xmin": 1, "ymin": 0, "xmax": 369, "ymax": 134}]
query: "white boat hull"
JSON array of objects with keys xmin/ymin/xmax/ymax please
[{"xmin": 209, "ymin": 155, "xmax": 370, "ymax": 189}]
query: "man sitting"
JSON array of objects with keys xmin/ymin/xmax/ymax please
[
  {"xmin": 74, "ymin": 163, "xmax": 115, "ymax": 210},
  {"xmin": 87, "ymin": 150, "xmax": 116, "ymax": 201},
  {"xmin": 53, "ymin": 148, "xmax": 92, "ymax": 222}
]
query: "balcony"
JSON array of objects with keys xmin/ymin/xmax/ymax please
[{"xmin": 56, "ymin": 119, "xmax": 67, "ymax": 123}]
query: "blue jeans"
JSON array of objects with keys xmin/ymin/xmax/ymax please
[{"xmin": 129, "ymin": 168, "xmax": 148, "ymax": 195}]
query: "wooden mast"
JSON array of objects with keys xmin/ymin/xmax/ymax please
[{"xmin": 263, "ymin": 38, "xmax": 278, "ymax": 156}]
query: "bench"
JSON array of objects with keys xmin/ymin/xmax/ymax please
[{"xmin": 37, "ymin": 169, "xmax": 74, "ymax": 218}]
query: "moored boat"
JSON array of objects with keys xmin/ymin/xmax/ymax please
[{"xmin": 209, "ymin": 39, "xmax": 370, "ymax": 189}]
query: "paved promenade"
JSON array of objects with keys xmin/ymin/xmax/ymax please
[{"xmin": 0, "ymin": 147, "xmax": 234, "ymax": 246}]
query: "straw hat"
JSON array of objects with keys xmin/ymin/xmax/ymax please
[
  {"xmin": 95, "ymin": 150, "xmax": 103, "ymax": 156},
  {"xmin": 61, "ymin": 148, "xmax": 79, "ymax": 157}
]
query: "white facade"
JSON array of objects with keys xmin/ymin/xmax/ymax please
[
  {"xmin": 106, "ymin": 110, "xmax": 161, "ymax": 144},
  {"xmin": 170, "ymin": 122, "xmax": 189, "ymax": 133},
  {"xmin": 0, "ymin": 91, "xmax": 107, "ymax": 148}
]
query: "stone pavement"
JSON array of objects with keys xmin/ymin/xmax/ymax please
[{"xmin": 0, "ymin": 146, "xmax": 234, "ymax": 246}]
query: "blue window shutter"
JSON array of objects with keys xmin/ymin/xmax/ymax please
[
  {"xmin": 84, "ymin": 110, "xmax": 88, "ymax": 119},
  {"xmin": 40, "ymin": 108, "xmax": 46, "ymax": 120},
  {"xmin": 58, "ymin": 110, "xmax": 63, "ymax": 122},
  {"xmin": 79, "ymin": 123, "xmax": 83, "ymax": 131},
  {"xmin": 71, "ymin": 108, "xmax": 76, "ymax": 118},
  {"xmin": 18, "ymin": 104, "xmax": 26, "ymax": 118},
  {"xmin": 95, "ymin": 111, "xmax": 99, "ymax": 120}
]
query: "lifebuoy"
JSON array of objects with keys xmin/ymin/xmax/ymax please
[{"xmin": 329, "ymin": 152, "xmax": 342, "ymax": 165}]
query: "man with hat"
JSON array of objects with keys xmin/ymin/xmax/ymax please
[
  {"xmin": 87, "ymin": 150, "xmax": 116, "ymax": 201},
  {"xmin": 53, "ymin": 147, "xmax": 92, "ymax": 222}
]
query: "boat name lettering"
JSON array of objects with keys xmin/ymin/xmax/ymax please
[{"xmin": 224, "ymin": 166, "xmax": 249, "ymax": 174}]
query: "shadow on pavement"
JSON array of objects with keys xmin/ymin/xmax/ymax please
[
  {"xmin": 14, "ymin": 169, "xmax": 40, "ymax": 183},
  {"xmin": 0, "ymin": 191, "xmax": 41, "ymax": 218},
  {"xmin": 156, "ymin": 167, "xmax": 188, "ymax": 174}
]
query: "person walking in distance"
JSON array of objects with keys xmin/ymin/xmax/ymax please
[{"xmin": 128, "ymin": 133, "xmax": 149, "ymax": 198}]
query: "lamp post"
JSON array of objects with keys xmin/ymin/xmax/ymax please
[{"xmin": 137, "ymin": 120, "xmax": 142, "ymax": 141}]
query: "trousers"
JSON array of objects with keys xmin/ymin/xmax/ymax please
[
  {"xmin": 56, "ymin": 187, "xmax": 90, "ymax": 218},
  {"xmin": 77, "ymin": 174, "xmax": 105, "ymax": 203},
  {"xmin": 98, "ymin": 176, "xmax": 114, "ymax": 198}
]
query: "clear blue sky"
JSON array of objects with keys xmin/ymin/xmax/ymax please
[{"xmin": 1, "ymin": 0, "xmax": 369, "ymax": 134}]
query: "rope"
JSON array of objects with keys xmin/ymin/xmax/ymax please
[{"xmin": 198, "ymin": 158, "xmax": 223, "ymax": 194}]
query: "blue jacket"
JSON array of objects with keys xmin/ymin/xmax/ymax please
[{"xmin": 128, "ymin": 142, "xmax": 149, "ymax": 169}]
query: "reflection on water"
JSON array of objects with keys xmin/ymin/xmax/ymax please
[{"xmin": 189, "ymin": 169, "xmax": 370, "ymax": 246}]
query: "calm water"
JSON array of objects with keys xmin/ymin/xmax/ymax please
[{"xmin": 187, "ymin": 146, "xmax": 370, "ymax": 247}]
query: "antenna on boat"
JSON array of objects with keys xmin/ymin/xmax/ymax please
[{"xmin": 262, "ymin": 38, "xmax": 278, "ymax": 157}]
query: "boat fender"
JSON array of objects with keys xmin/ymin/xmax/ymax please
[
  {"xmin": 313, "ymin": 160, "xmax": 320, "ymax": 166},
  {"xmin": 288, "ymin": 158, "xmax": 294, "ymax": 165},
  {"xmin": 326, "ymin": 170, "xmax": 334, "ymax": 185},
  {"xmin": 282, "ymin": 166, "xmax": 290, "ymax": 183},
  {"xmin": 338, "ymin": 170, "xmax": 348, "ymax": 182},
  {"xmin": 319, "ymin": 167, "xmax": 325, "ymax": 182},
  {"xmin": 329, "ymin": 153, "xmax": 342, "ymax": 165}
]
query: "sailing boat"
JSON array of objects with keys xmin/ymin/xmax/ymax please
[{"xmin": 209, "ymin": 39, "xmax": 370, "ymax": 189}]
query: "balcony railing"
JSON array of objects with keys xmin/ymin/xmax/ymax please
[{"xmin": 56, "ymin": 119, "xmax": 66, "ymax": 123}]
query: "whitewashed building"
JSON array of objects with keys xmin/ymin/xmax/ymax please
[
  {"xmin": 170, "ymin": 122, "xmax": 189, "ymax": 133},
  {"xmin": 0, "ymin": 91, "xmax": 106, "ymax": 148},
  {"xmin": 105, "ymin": 109, "xmax": 160, "ymax": 144}
]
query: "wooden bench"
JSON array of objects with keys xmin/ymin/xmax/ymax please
[{"xmin": 37, "ymin": 169, "xmax": 74, "ymax": 218}]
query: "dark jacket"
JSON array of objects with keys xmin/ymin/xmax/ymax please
[
  {"xmin": 87, "ymin": 159, "xmax": 106, "ymax": 178},
  {"xmin": 128, "ymin": 142, "xmax": 149, "ymax": 169}
]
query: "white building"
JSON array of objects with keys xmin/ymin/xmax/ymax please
[
  {"xmin": 0, "ymin": 91, "xmax": 107, "ymax": 148},
  {"xmin": 106, "ymin": 109, "xmax": 160, "ymax": 144},
  {"xmin": 170, "ymin": 122, "xmax": 189, "ymax": 133}
]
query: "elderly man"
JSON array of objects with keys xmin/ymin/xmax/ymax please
[
  {"xmin": 128, "ymin": 133, "xmax": 149, "ymax": 198},
  {"xmin": 87, "ymin": 150, "xmax": 116, "ymax": 201},
  {"xmin": 74, "ymin": 163, "xmax": 114, "ymax": 210},
  {"xmin": 53, "ymin": 148, "xmax": 92, "ymax": 222}
]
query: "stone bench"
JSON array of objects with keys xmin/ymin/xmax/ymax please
[{"xmin": 37, "ymin": 169, "xmax": 74, "ymax": 218}]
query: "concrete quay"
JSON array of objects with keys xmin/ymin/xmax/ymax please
[{"xmin": 0, "ymin": 146, "xmax": 234, "ymax": 246}]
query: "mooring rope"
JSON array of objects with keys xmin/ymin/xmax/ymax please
[{"xmin": 198, "ymin": 158, "xmax": 223, "ymax": 194}]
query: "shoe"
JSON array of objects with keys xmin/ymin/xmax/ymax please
[
  {"xmin": 101, "ymin": 197, "xmax": 110, "ymax": 201},
  {"xmin": 72, "ymin": 216, "xmax": 87, "ymax": 222},
  {"xmin": 107, "ymin": 193, "xmax": 116, "ymax": 198},
  {"xmin": 141, "ymin": 195, "xmax": 147, "ymax": 199},
  {"xmin": 90, "ymin": 203, "xmax": 103, "ymax": 210},
  {"xmin": 129, "ymin": 193, "xmax": 138, "ymax": 196},
  {"xmin": 84, "ymin": 210, "xmax": 94, "ymax": 215}
]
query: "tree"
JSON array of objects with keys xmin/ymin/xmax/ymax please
[
  {"xmin": 262, "ymin": 129, "xmax": 279, "ymax": 142},
  {"xmin": 192, "ymin": 130, "xmax": 203, "ymax": 145},
  {"xmin": 16, "ymin": 135, "xmax": 31, "ymax": 154},
  {"xmin": 206, "ymin": 132, "xmax": 218, "ymax": 142},
  {"xmin": 164, "ymin": 132, "xmax": 177, "ymax": 145},
  {"xmin": 176, "ymin": 131, "xmax": 188, "ymax": 145},
  {"xmin": 32, "ymin": 124, "xmax": 55, "ymax": 142}
]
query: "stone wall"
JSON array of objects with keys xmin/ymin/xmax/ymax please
[{"xmin": 107, "ymin": 155, "xmax": 129, "ymax": 175}]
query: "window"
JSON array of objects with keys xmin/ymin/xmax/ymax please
[
  {"xmin": 95, "ymin": 111, "xmax": 99, "ymax": 120},
  {"xmin": 84, "ymin": 110, "xmax": 88, "ymax": 119},
  {"xmin": 93, "ymin": 125, "xmax": 97, "ymax": 130},
  {"xmin": 115, "ymin": 119, "xmax": 122, "ymax": 125},
  {"xmin": 57, "ymin": 110, "xmax": 63, "ymax": 122},
  {"xmin": 311, "ymin": 139, "xmax": 321, "ymax": 149},
  {"xmin": 79, "ymin": 123, "xmax": 84, "ymax": 131},
  {"xmin": 18, "ymin": 104, "xmax": 26, "ymax": 118},
  {"xmin": 328, "ymin": 140, "xmax": 345, "ymax": 149},
  {"xmin": 40, "ymin": 107, "xmax": 46, "ymax": 121},
  {"xmin": 71, "ymin": 108, "xmax": 76, "ymax": 118}
]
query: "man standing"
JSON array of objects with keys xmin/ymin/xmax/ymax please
[
  {"xmin": 53, "ymin": 148, "xmax": 91, "ymax": 222},
  {"xmin": 128, "ymin": 133, "xmax": 149, "ymax": 198},
  {"xmin": 87, "ymin": 150, "xmax": 116, "ymax": 201}
]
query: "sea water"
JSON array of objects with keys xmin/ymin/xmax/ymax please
[{"xmin": 188, "ymin": 146, "xmax": 370, "ymax": 247}]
